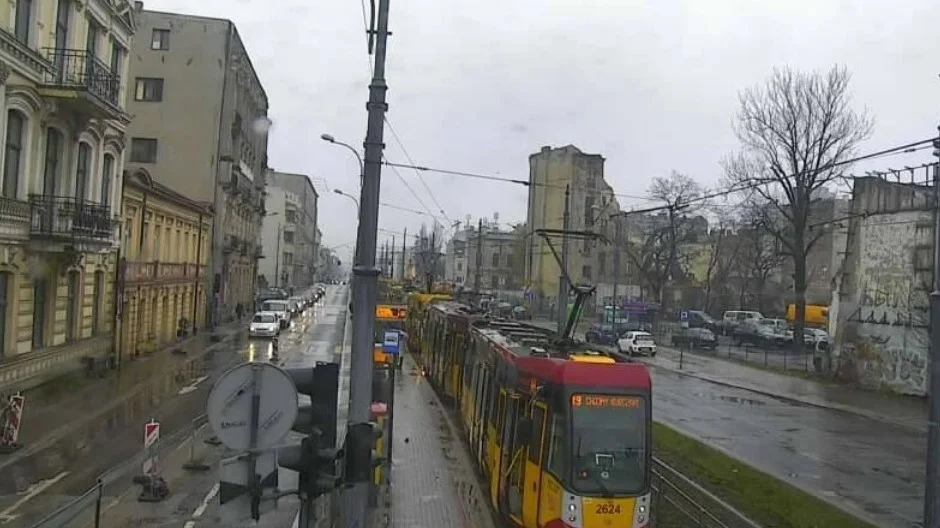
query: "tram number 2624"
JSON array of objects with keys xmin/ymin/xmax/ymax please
[{"xmin": 596, "ymin": 503, "xmax": 622, "ymax": 515}]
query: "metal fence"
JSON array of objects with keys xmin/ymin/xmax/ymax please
[
  {"xmin": 652, "ymin": 456, "xmax": 763, "ymax": 528},
  {"xmin": 27, "ymin": 414, "xmax": 211, "ymax": 528}
]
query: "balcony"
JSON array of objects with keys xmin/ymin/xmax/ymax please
[
  {"xmin": 0, "ymin": 196, "xmax": 30, "ymax": 239},
  {"xmin": 28, "ymin": 195, "xmax": 114, "ymax": 248},
  {"xmin": 223, "ymin": 234, "xmax": 240, "ymax": 253},
  {"xmin": 37, "ymin": 49, "xmax": 126, "ymax": 121},
  {"xmin": 121, "ymin": 260, "xmax": 206, "ymax": 286}
]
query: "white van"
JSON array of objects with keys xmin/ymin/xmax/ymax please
[{"xmin": 260, "ymin": 299, "xmax": 291, "ymax": 329}]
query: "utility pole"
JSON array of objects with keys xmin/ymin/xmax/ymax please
[
  {"xmin": 474, "ymin": 218, "xmax": 482, "ymax": 294},
  {"xmin": 925, "ymin": 125, "xmax": 940, "ymax": 528},
  {"xmin": 390, "ymin": 236, "xmax": 395, "ymax": 279},
  {"xmin": 400, "ymin": 228, "xmax": 406, "ymax": 281},
  {"xmin": 345, "ymin": 0, "xmax": 391, "ymax": 524},
  {"xmin": 556, "ymin": 185, "xmax": 570, "ymax": 334},
  {"xmin": 425, "ymin": 229, "xmax": 437, "ymax": 293},
  {"xmin": 613, "ymin": 214, "xmax": 621, "ymax": 311},
  {"xmin": 274, "ymin": 223, "xmax": 281, "ymax": 289}
]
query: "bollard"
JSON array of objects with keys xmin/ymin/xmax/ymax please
[{"xmin": 183, "ymin": 417, "xmax": 211, "ymax": 471}]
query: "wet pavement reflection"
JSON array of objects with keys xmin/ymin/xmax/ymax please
[
  {"xmin": 652, "ymin": 366, "xmax": 922, "ymax": 528},
  {"xmin": 0, "ymin": 285, "xmax": 349, "ymax": 527}
]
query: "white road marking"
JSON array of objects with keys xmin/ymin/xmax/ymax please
[
  {"xmin": 183, "ymin": 482, "xmax": 219, "ymax": 527},
  {"xmin": 178, "ymin": 375, "xmax": 209, "ymax": 395},
  {"xmin": 0, "ymin": 471, "xmax": 69, "ymax": 523}
]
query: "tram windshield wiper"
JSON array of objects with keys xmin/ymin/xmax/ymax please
[{"xmin": 576, "ymin": 436, "xmax": 614, "ymax": 498}]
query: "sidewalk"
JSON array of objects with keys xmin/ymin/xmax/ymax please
[
  {"xmin": 0, "ymin": 320, "xmax": 247, "ymax": 475},
  {"xmin": 379, "ymin": 356, "xmax": 496, "ymax": 528},
  {"xmin": 646, "ymin": 346, "xmax": 929, "ymax": 433}
]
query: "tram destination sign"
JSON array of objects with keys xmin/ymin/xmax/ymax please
[{"xmin": 571, "ymin": 394, "xmax": 643, "ymax": 409}]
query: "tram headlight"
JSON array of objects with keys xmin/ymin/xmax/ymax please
[
  {"xmin": 562, "ymin": 493, "xmax": 582, "ymax": 528},
  {"xmin": 568, "ymin": 504, "xmax": 576, "ymax": 512},
  {"xmin": 632, "ymin": 493, "xmax": 651, "ymax": 528}
]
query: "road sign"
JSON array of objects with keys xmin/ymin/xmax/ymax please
[
  {"xmin": 382, "ymin": 330, "xmax": 400, "ymax": 355},
  {"xmin": 680, "ymin": 311, "xmax": 688, "ymax": 321},
  {"xmin": 142, "ymin": 420, "xmax": 160, "ymax": 476},
  {"xmin": 219, "ymin": 451, "xmax": 278, "ymax": 524},
  {"xmin": 207, "ymin": 363, "xmax": 299, "ymax": 451}
]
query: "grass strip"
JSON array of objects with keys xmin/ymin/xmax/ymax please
[{"xmin": 652, "ymin": 422, "xmax": 877, "ymax": 528}]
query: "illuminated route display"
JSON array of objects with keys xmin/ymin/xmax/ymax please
[{"xmin": 570, "ymin": 394, "xmax": 643, "ymax": 409}]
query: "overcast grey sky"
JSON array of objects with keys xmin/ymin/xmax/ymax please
[{"xmin": 145, "ymin": 0, "xmax": 936, "ymax": 265}]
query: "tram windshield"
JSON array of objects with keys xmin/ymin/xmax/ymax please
[{"xmin": 569, "ymin": 394, "xmax": 648, "ymax": 495}]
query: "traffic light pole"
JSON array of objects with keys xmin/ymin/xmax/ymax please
[{"xmin": 345, "ymin": 0, "xmax": 392, "ymax": 525}]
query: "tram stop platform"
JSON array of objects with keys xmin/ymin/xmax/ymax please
[{"xmin": 376, "ymin": 355, "xmax": 497, "ymax": 528}]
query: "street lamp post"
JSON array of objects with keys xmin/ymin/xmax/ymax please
[{"xmin": 322, "ymin": 134, "xmax": 365, "ymax": 187}]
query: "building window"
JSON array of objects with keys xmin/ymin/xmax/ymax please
[
  {"xmin": 151, "ymin": 29, "xmax": 170, "ymax": 50},
  {"xmin": 130, "ymin": 138, "xmax": 158, "ymax": 163},
  {"xmin": 43, "ymin": 128, "xmax": 62, "ymax": 196},
  {"xmin": 134, "ymin": 78, "xmax": 163, "ymax": 102},
  {"xmin": 0, "ymin": 272, "xmax": 8, "ymax": 357},
  {"xmin": 491, "ymin": 253, "xmax": 499, "ymax": 267},
  {"xmin": 92, "ymin": 271, "xmax": 103, "ymax": 335},
  {"xmin": 14, "ymin": 0, "xmax": 32, "ymax": 43},
  {"xmin": 283, "ymin": 231, "xmax": 294, "ymax": 244},
  {"xmin": 3, "ymin": 111, "xmax": 24, "ymax": 199},
  {"xmin": 101, "ymin": 154, "xmax": 114, "ymax": 206},
  {"xmin": 75, "ymin": 142, "xmax": 91, "ymax": 202},
  {"xmin": 110, "ymin": 42, "xmax": 123, "ymax": 74},
  {"xmin": 86, "ymin": 20, "xmax": 99, "ymax": 58},
  {"xmin": 66, "ymin": 271, "xmax": 80, "ymax": 340},
  {"xmin": 581, "ymin": 265, "xmax": 592, "ymax": 281},
  {"xmin": 285, "ymin": 210, "xmax": 296, "ymax": 223},
  {"xmin": 32, "ymin": 278, "xmax": 47, "ymax": 349},
  {"xmin": 54, "ymin": 0, "xmax": 69, "ymax": 51}
]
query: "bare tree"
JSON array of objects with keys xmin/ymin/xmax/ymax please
[
  {"xmin": 724, "ymin": 65, "xmax": 873, "ymax": 350},
  {"xmin": 625, "ymin": 172, "xmax": 703, "ymax": 304},
  {"xmin": 701, "ymin": 216, "xmax": 742, "ymax": 314}
]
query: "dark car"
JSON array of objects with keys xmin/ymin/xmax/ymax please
[
  {"xmin": 686, "ymin": 310, "xmax": 720, "ymax": 333},
  {"xmin": 672, "ymin": 327, "xmax": 718, "ymax": 349},
  {"xmin": 585, "ymin": 323, "xmax": 621, "ymax": 345}
]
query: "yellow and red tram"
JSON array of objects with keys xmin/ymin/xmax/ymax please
[{"xmin": 408, "ymin": 298, "xmax": 652, "ymax": 528}]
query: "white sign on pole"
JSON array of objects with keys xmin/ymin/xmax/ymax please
[
  {"xmin": 219, "ymin": 451, "xmax": 278, "ymax": 524},
  {"xmin": 142, "ymin": 420, "xmax": 160, "ymax": 476},
  {"xmin": 207, "ymin": 363, "xmax": 299, "ymax": 451}
]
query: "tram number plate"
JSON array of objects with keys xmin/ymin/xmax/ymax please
[{"xmin": 595, "ymin": 502, "xmax": 621, "ymax": 514}]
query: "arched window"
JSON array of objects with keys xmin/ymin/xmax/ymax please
[
  {"xmin": 43, "ymin": 128, "xmax": 63, "ymax": 197},
  {"xmin": 3, "ymin": 111, "xmax": 25, "ymax": 199},
  {"xmin": 101, "ymin": 154, "xmax": 114, "ymax": 207},
  {"xmin": 75, "ymin": 142, "xmax": 91, "ymax": 202}
]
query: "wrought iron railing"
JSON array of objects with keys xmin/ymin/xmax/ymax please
[
  {"xmin": 122, "ymin": 261, "xmax": 206, "ymax": 284},
  {"xmin": 0, "ymin": 196, "xmax": 29, "ymax": 223},
  {"xmin": 28, "ymin": 195, "xmax": 114, "ymax": 242},
  {"xmin": 43, "ymin": 48, "xmax": 121, "ymax": 108}
]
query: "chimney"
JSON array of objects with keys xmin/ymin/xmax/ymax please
[
  {"xmin": 540, "ymin": 146, "xmax": 551, "ymax": 153},
  {"xmin": 134, "ymin": 1, "xmax": 144, "ymax": 12}
]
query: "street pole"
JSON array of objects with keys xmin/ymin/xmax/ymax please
[
  {"xmin": 390, "ymin": 236, "xmax": 395, "ymax": 279},
  {"xmin": 400, "ymin": 228, "xmax": 406, "ymax": 281},
  {"xmin": 274, "ymin": 223, "xmax": 281, "ymax": 289},
  {"xmin": 556, "ymin": 184, "xmax": 570, "ymax": 334},
  {"xmin": 345, "ymin": 0, "xmax": 391, "ymax": 523},
  {"xmin": 613, "ymin": 215, "xmax": 621, "ymax": 311},
  {"xmin": 474, "ymin": 219, "xmax": 482, "ymax": 295},
  {"xmin": 924, "ymin": 125, "xmax": 940, "ymax": 528}
]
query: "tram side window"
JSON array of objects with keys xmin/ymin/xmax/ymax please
[
  {"xmin": 528, "ymin": 405, "xmax": 546, "ymax": 464},
  {"xmin": 546, "ymin": 412, "xmax": 566, "ymax": 477}
]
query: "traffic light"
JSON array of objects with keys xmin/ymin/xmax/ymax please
[
  {"xmin": 344, "ymin": 422, "xmax": 383, "ymax": 483},
  {"xmin": 277, "ymin": 362, "xmax": 342, "ymax": 499},
  {"xmin": 286, "ymin": 361, "xmax": 339, "ymax": 446}
]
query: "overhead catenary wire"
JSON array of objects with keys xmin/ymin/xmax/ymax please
[
  {"xmin": 384, "ymin": 118, "xmax": 452, "ymax": 223},
  {"xmin": 388, "ymin": 137, "xmax": 935, "ymax": 218}
]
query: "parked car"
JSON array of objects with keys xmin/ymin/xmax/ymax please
[
  {"xmin": 720, "ymin": 310, "xmax": 764, "ymax": 335},
  {"xmin": 511, "ymin": 306, "xmax": 531, "ymax": 320},
  {"xmin": 249, "ymin": 312, "xmax": 281, "ymax": 338},
  {"xmin": 617, "ymin": 331, "xmax": 657, "ymax": 357},
  {"xmin": 288, "ymin": 297, "xmax": 306, "ymax": 315},
  {"xmin": 671, "ymin": 327, "xmax": 718, "ymax": 349},
  {"xmin": 260, "ymin": 299, "xmax": 291, "ymax": 329},
  {"xmin": 733, "ymin": 320, "xmax": 787, "ymax": 347},
  {"xmin": 585, "ymin": 323, "xmax": 621, "ymax": 345},
  {"xmin": 685, "ymin": 310, "xmax": 720, "ymax": 333}
]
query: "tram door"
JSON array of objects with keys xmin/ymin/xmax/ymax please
[{"xmin": 500, "ymin": 393, "xmax": 525, "ymax": 522}]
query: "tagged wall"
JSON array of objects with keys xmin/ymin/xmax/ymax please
[{"xmin": 834, "ymin": 177, "xmax": 933, "ymax": 396}]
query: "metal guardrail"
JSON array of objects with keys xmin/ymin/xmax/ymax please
[
  {"xmin": 652, "ymin": 456, "xmax": 763, "ymax": 528},
  {"xmin": 28, "ymin": 414, "xmax": 209, "ymax": 528}
]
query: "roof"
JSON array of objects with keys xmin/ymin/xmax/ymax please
[
  {"xmin": 427, "ymin": 302, "xmax": 650, "ymax": 389},
  {"xmin": 124, "ymin": 168, "xmax": 213, "ymax": 216}
]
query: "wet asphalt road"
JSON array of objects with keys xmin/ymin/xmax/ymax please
[
  {"xmin": 2, "ymin": 285, "xmax": 350, "ymax": 528},
  {"xmin": 652, "ymin": 366, "xmax": 922, "ymax": 528}
]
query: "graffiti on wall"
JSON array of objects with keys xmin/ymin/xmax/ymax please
[{"xmin": 845, "ymin": 273, "xmax": 929, "ymax": 395}]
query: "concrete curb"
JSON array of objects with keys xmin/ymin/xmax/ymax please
[
  {"xmin": 655, "ymin": 420, "xmax": 884, "ymax": 527},
  {"xmin": 647, "ymin": 361, "xmax": 926, "ymax": 434}
]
